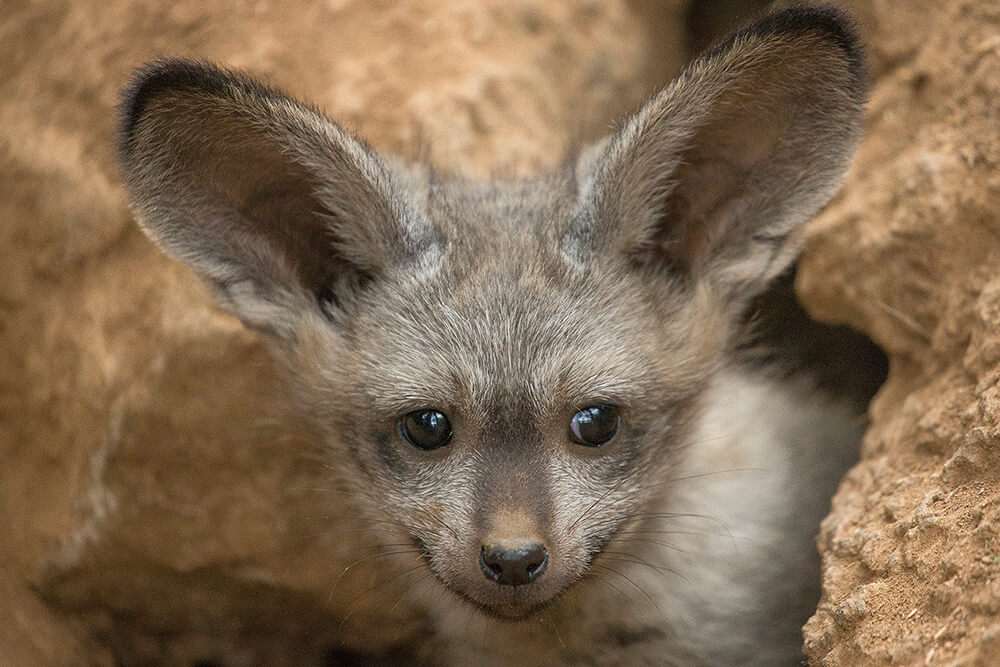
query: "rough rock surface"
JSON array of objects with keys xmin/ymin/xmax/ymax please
[
  {"xmin": 799, "ymin": 1, "xmax": 1000, "ymax": 664},
  {"xmin": 0, "ymin": 1, "xmax": 686, "ymax": 664}
]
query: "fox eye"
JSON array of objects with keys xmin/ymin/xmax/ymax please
[
  {"xmin": 569, "ymin": 405, "xmax": 621, "ymax": 447},
  {"xmin": 400, "ymin": 409, "xmax": 453, "ymax": 451}
]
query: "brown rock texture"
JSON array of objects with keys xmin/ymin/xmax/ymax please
[{"xmin": 798, "ymin": 1, "xmax": 1000, "ymax": 664}]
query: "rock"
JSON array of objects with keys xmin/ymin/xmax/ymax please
[{"xmin": 798, "ymin": 1, "xmax": 1000, "ymax": 664}]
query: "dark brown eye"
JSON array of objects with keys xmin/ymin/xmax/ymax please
[
  {"xmin": 569, "ymin": 405, "xmax": 621, "ymax": 447},
  {"xmin": 400, "ymin": 409, "xmax": 453, "ymax": 451}
]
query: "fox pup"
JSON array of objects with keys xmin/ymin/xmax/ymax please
[{"xmin": 118, "ymin": 6, "xmax": 866, "ymax": 665}]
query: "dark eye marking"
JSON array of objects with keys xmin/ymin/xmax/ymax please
[
  {"xmin": 568, "ymin": 405, "xmax": 622, "ymax": 447},
  {"xmin": 399, "ymin": 409, "xmax": 453, "ymax": 451}
]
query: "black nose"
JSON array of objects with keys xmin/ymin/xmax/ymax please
[{"xmin": 480, "ymin": 542, "xmax": 548, "ymax": 586}]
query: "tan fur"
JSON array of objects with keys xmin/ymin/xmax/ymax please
[{"xmin": 118, "ymin": 6, "xmax": 867, "ymax": 664}]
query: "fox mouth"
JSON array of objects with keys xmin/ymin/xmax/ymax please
[
  {"xmin": 451, "ymin": 584, "xmax": 559, "ymax": 621},
  {"xmin": 426, "ymin": 559, "xmax": 579, "ymax": 621},
  {"xmin": 404, "ymin": 543, "xmax": 565, "ymax": 620},
  {"xmin": 409, "ymin": 535, "xmax": 612, "ymax": 621},
  {"xmin": 416, "ymin": 561, "xmax": 560, "ymax": 620}
]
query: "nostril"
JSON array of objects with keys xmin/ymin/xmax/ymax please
[
  {"xmin": 523, "ymin": 545, "xmax": 547, "ymax": 581},
  {"xmin": 480, "ymin": 542, "xmax": 548, "ymax": 586},
  {"xmin": 479, "ymin": 547, "xmax": 503, "ymax": 582}
]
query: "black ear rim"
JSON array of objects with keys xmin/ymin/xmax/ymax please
[
  {"xmin": 117, "ymin": 58, "xmax": 355, "ymax": 169},
  {"xmin": 120, "ymin": 58, "xmax": 258, "ymax": 164},
  {"xmin": 703, "ymin": 4, "xmax": 868, "ymax": 105}
]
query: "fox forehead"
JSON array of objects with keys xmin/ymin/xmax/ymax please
[
  {"xmin": 291, "ymin": 162, "xmax": 726, "ymax": 429},
  {"xmin": 413, "ymin": 166, "xmax": 580, "ymax": 254},
  {"xmin": 355, "ymin": 274, "xmax": 656, "ymax": 413},
  {"xmin": 327, "ymin": 169, "xmax": 592, "ymax": 403},
  {"xmin": 341, "ymin": 259, "xmax": 715, "ymax": 431}
]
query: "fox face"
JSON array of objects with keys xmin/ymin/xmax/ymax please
[
  {"xmin": 119, "ymin": 6, "xmax": 864, "ymax": 628},
  {"xmin": 285, "ymin": 174, "xmax": 726, "ymax": 618}
]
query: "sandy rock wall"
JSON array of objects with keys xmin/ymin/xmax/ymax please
[
  {"xmin": 0, "ymin": 1, "xmax": 685, "ymax": 664},
  {"xmin": 799, "ymin": 1, "xmax": 1000, "ymax": 663}
]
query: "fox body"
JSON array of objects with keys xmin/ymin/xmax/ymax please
[{"xmin": 119, "ymin": 7, "xmax": 867, "ymax": 665}]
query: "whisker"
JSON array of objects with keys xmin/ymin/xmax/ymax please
[
  {"xmin": 601, "ymin": 550, "xmax": 682, "ymax": 572},
  {"xmin": 548, "ymin": 609, "xmax": 567, "ymax": 651},
  {"xmin": 630, "ymin": 467, "xmax": 763, "ymax": 495},
  {"xmin": 328, "ymin": 542, "xmax": 418, "ymax": 556},
  {"xmin": 338, "ymin": 561, "xmax": 430, "ymax": 629},
  {"xmin": 302, "ymin": 516, "xmax": 419, "ymax": 533},
  {"xmin": 339, "ymin": 548, "xmax": 427, "ymax": 573},
  {"xmin": 328, "ymin": 548, "xmax": 428, "ymax": 601},
  {"xmin": 302, "ymin": 526, "xmax": 407, "ymax": 539},
  {"xmin": 607, "ymin": 536, "xmax": 687, "ymax": 552},
  {"xmin": 600, "ymin": 513, "xmax": 742, "ymax": 559},
  {"xmin": 481, "ymin": 604, "xmax": 492, "ymax": 655},
  {"xmin": 462, "ymin": 594, "xmax": 479, "ymax": 636},
  {"xmin": 414, "ymin": 506, "xmax": 461, "ymax": 540},
  {"xmin": 614, "ymin": 528, "xmax": 720, "ymax": 538},
  {"xmin": 677, "ymin": 433, "xmax": 738, "ymax": 449},
  {"xmin": 295, "ymin": 486, "xmax": 355, "ymax": 496},
  {"xmin": 597, "ymin": 553, "xmax": 691, "ymax": 584},
  {"xmin": 392, "ymin": 571, "xmax": 439, "ymax": 646},
  {"xmin": 389, "ymin": 570, "xmax": 437, "ymax": 616},
  {"xmin": 570, "ymin": 474, "xmax": 631, "ymax": 530},
  {"xmin": 591, "ymin": 563, "xmax": 659, "ymax": 611},
  {"xmin": 586, "ymin": 571, "xmax": 642, "ymax": 613},
  {"xmin": 436, "ymin": 576, "xmax": 453, "ymax": 611},
  {"xmin": 591, "ymin": 511, "xmax": 733, "ymax": 534}
]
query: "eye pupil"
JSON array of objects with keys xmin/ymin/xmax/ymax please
[
  {"xmin": 569, "ymin": 405, "xmax": 621, "ymax": 447},
  {"xmin": 401, "ymin": 409, "xmax": 453, "ymax": 450}
]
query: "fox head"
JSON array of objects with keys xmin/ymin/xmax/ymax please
[{"xmin": 118, "ymin": 7, "xmax": 864, "ymax": 620}]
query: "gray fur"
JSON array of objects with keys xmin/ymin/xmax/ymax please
[{"xmin": 119, "ymin": 6, "xmax": 866, "ymax": 664}]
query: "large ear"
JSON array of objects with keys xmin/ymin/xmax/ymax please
[
  {"xmin": 567, "ymin": 6, "xmax": 866, "ymax": 308},
  {"xmin": 118, "ymin": 59, "xmax": 436, "ymax": 339}
]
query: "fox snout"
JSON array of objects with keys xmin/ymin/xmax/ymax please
[{"xmin": 478, "ymin": 508, "xmax": 549, "ymax": 586}]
